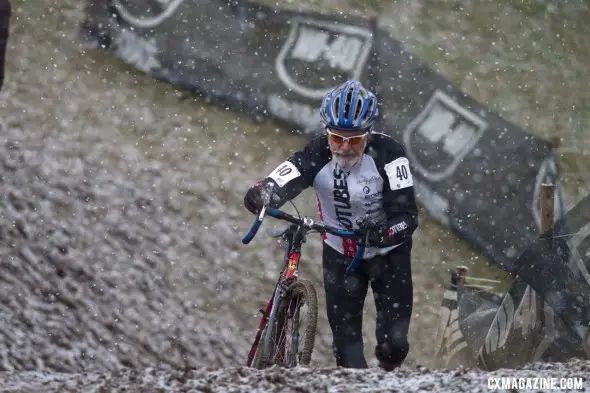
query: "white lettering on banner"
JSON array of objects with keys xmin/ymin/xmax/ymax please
[
  {"xmin": 268, "ymin": 161, "xmax": 301, "ymax": 188},
  {"xmin": 267, "ymin": 95, "xmax": 318, "ymax": 131},
  {"xmin": 114, "ymin": 30, "xmax": 161, "ymax": 73},
  {"xmin": 488, "ymin": 377, "xmax": 584, "ymax": 391},
  {"xmin": 433, "ymin": 291, "xmax": 469, "ymax": 366},
  {"xmin": 384, "ymin": 157, "xmax": 413, "ymax": 190},
  {"xmin": 484, "ymin": 292, "xmax": 514, "ymax": 354},
  {"xmin": 482, "ymin": 283, "xmax": 540, "ymax": 355},
  {"xmin": 275, "ymin": 17, "xmax": 373, "ymax": 99},
  {"xmin": 291, "ymin": 27, "xmax": 363, "ymax": 71},
  {"xmin": 290, "ymin": 28, "xmax": 330, "ymax": 63},
  {"xmin": 290, "ymin": 28, "xmax": 365, "ymax": 73},
  {"xmin": 111, "ymin": 0, "xmax": 186, "ymax": 29},
  {"xmin": 418, "ymin": 105, "xmax": 478, "ymax": 157},
  {"xmin": 402, "ymin": 89, "xmax": 488, "ymax": 182},
  {"xmin": 433, "ymin": 290, "xmax": 457, "ymax": 357},
  {"xmin": 512, "ymin": 285, "xmax": 537, "ymax": 335},
  {"xmin": 478, "ymin": 284, "xmax": 556, "ymax": 366}
]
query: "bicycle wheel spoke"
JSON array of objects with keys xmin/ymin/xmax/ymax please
[
  {"xmin": 286, "ymin": 296, "xmax": 306, "ymax": 367},
  {"xmin": 252, "ymin": 280, "xmax": 318, "ymax": 369},
  {"xmin": 281, "ymin": 291, "xmax": 312, "ymax": 367}
]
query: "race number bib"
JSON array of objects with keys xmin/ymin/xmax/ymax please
[
  {"xmin": 384, "ymin": 157, "xmax": 413, "ymax": 190},
  {"xmin": 268, "ymin": 160, "xmax": 301, "ymax": 187}
]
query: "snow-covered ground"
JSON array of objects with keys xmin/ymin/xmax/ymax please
[{"xmin": 1, "ymin": 360, "xmax": 589, "ymax": 392}]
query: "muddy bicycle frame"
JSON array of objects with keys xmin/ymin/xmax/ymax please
[{"xmin": 242, "ymin": 203, "xmax": 365, "ymax": 367}]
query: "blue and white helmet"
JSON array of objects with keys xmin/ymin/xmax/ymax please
[{"xmin": 320, "ymin": 80, "xmax": 379, "ymax": 132}]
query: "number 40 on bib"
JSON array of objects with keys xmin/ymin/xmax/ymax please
[{"xmin": 384, "ymin": 157, "xmax": 414, "ymax": 190}]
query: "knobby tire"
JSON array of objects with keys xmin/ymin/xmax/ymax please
[{"xmin": 251, "ymin": 279, "xmax": 318, "ymax": 369}]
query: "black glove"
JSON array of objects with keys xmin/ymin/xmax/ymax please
[
  {"xmin": 355, "ymin": 216, "xmax": 382, "ymax": 247},
  {"xmin": 356, "ymin": 215, "xmax": 416, "ymax": 248},
  {"xmin": 244, "ymin": 181, "xmax": 265, "ymax": 215},
  {"xmin": 356, "ymin": 216, "xmax": 400, "ymax": 248},
  {"xmin": 244, "ymin": 181, "xmax": 279, "ymax": 215}
]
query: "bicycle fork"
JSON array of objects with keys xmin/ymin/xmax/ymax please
[
  {"xmin": 246, "ymin": 240, "xmax": 303, "ymax": 367},
  {"xmin": 247, "ymin": 278, "xmax": 286, "ymax": 367},
  {"xmin": 262, "ymin": 279, "xmax": 289, "ymax": 363}
]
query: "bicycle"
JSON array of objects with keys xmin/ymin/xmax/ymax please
[{"xmin": 241, "ymin": 195, "xmax": 366, "ymax": 369}]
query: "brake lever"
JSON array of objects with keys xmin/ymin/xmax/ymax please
[{"xmin": 260, "ymin": 182, "xmax": 276, "ymax": 206}]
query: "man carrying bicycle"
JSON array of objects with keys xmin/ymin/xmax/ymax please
[{"xmin": 243, "ymin": 80, "xmax": 419, "ymax": 371}]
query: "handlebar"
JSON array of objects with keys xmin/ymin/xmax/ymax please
[{"xmin": 242, "ymin": 205, "xmax": 365, "ymax": 273}]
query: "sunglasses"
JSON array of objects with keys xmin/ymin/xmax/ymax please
[{"xmin": 326, "ymin": 128, "xmax": 368, "ymax": 146}]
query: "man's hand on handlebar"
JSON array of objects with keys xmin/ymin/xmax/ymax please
[
  {"xmin": 241, "ymin": 204, "xmax": 368, "ymax": 273},
  {"xmin": 355, "ymin": 216, "xmax": 384, "ymax": 248},
  {"xmin": 244, "ymin": 181, "xmax": 276, "ymax": 215}
]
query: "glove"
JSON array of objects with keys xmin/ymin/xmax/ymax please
[
  {"xmin": 356, "ymin": 215, "xmax": 416, "ymax": 248},
  {"xmin": 355, "ymin": 216, "xmax": 382, "ymax": 247},
  {"xmin": 244, "ymin": 181, "xmax": 265, "ymax": 215}
]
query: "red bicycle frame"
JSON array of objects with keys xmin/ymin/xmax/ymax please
[
  {"xmin": 246, "ymin": 228, "xmax": 303, "ymax": 367},
  {"xmin": 242, "ymin": 202, "xmax": 365, "ymax": 368}
]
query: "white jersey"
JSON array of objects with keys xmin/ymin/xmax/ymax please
[{"xmin": 264, "ymin": 132, "xmax": 418, "ymax": 259}]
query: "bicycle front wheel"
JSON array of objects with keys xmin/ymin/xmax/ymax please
[{"xmin": 273, "ymin": 279, "xmax": 318, "ymax": 367}]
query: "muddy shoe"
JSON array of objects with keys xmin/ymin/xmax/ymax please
[
  {"xmin": 378, "ymin": 360, "xmax": 402, "ymax": 371},
  {"xmin": 375, "ymin": 343, "xmax": 405, "ymax": 371}
]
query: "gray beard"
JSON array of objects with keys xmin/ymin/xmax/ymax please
[{"xmin": 333, "ymin": 153, "xmax": 361, "ymax": 169}]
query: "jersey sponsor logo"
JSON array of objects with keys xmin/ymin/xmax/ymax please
[
  {"xmin": 268, "ymin": 160, "xmax": 301, "ymax": 187},
  {"xmin": 387, "ymin": 221, "xmax": 408, "ymax": 237},
  {"xmin": 110, "ymin": 0, "xmax": 185, "ymax": 28},
  {"xmin": 333, "ymin": 166, "xmax": 353, "ymax": 229},
  {"xmin": 364, "ymin": 191, "xmax": 383, "ymax": 200},
  {"xmin": 357, "ymin": 175, "xmax": 380, "ymax": 185},
  {"xmin": 275, "ymin": 17, "xmax": 373, "ymax": 99},
  {"xmin": 403, "ymin": 89, "xmax": 488, "ymax": 181}
]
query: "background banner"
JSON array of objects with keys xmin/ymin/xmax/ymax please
[{"xmin": 79, "ymin": 0, "xmax": 566, "ymax": 274}]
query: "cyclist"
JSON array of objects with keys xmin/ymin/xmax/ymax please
[{"xmin": 243, "ymin": 80, "xmax": 419, "ymax": 371}]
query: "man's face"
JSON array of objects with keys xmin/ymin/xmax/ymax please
[{"xmin": 326, "ymin": 127, "xmax": 368, "ymax": 168}]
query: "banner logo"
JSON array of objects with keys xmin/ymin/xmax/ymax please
[
  {"xmin": 403, "ymin": 90, "xmax": 488, "ymax": 181},
  {"xmin": 275, "ymin": 17, "xmax": 373, "ymax": 100},
  {"xmin": 110, "ymin": 0, "xmax": 184, "ymax": 28}
]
